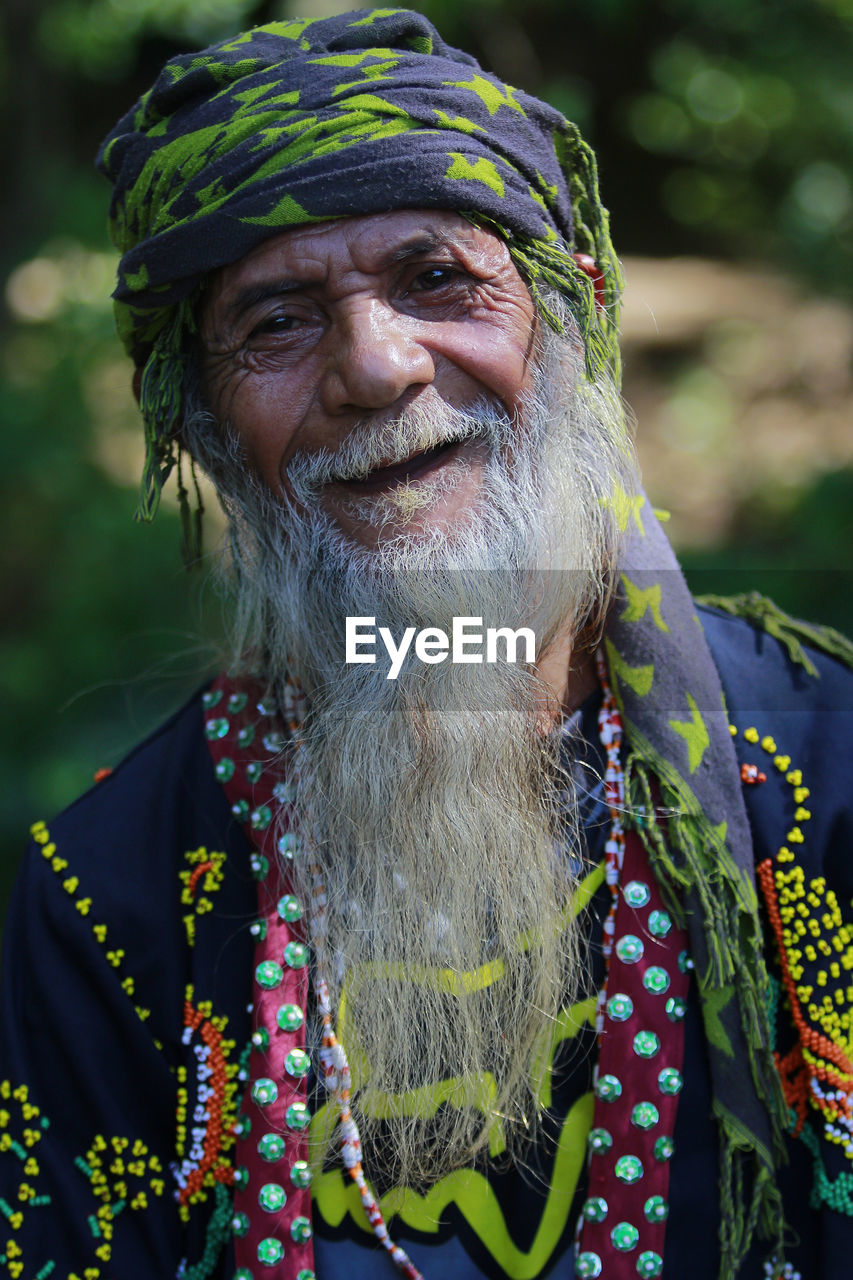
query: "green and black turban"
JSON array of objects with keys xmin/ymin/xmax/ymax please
[{"xmin": 98, "ymin": 8, "xmax": 622, "ymax": 531}]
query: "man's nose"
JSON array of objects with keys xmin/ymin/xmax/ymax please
[{"xmin": 319, "ymin": 301, "xmax": 435, "ymax": 414}]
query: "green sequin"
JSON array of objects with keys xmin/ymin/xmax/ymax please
[
  {"xmin": 633, "ymin": 1030, "xmax": 661, "ymax": 1058},
  {"xmin": 657, "ymin": 1067, "xmax": 683, "ymax": 1096},
  {"xmin": 246, "ymin": 761, "xmax": 263, "ymax": 784},
  {"xmin": 291, "ymin": 1215, "xmax": 312, "ymax": 1243},
  {"xmin": 665, "ymin": 996, "xmax": 687, "ymax": 1021},
  {"xmin": 648, "ymin": 910, "xmax": 672, "ymax": 938},
  {"xmin": 227, "ymin": 692, "xmax": 248, "ymax": 713},
  {"xmin": 636, "ymin": 1251, "xmax": 663, "ymax": 1276},
  {"xmin": 587, "ymin": 1127, "xmax": 612, "ymax": 1153},
  {"xmin": 654, "ymin": 1135, "xmax": 675, "ymax": 1161},
  {"xmin": 278, "ymin": 894, "xmax": 303, "ymax": 922},
  {"xmin": 643, "ymin": 966, "xmax": 670, "ymax": 994},
  {"xmin": 232, "ymin": 1211, "xmax": 250, "ymax": 1237},
  {"xmin": 290, "ymin": 1160, "xmax": 313, "ymax": 1188},
  {"xmin": 257, "ymin": 1237, "xmax": 285, "ymax": 1264},
  {"xmin": 606, "ymin": 993, "xmax": 633, "ymax": 1022},
  {"xmin": 258, "ymin": 1133, "xmax": 286, "ymax": 1162},
  {"xmin": 575, "ymin": 1253, "xmax": 602, "ymax": 1278},
  {"xmin": 631, "ymin": 1102, "xmax": 659, "ymax": 1130},
  {"xmin": 614, "ymin": 1155, "xmax": 643, "ymax": 1184},
  {"xmin": 582, "ymin": 1196, "xmax": 608, "ymax": 1222},
  {"xmin": 594, "ymin": 1074, "xmax": 622, "ymax": 1101},
  {"xmin": 285, "ymin": 1048, "xmax": 310, "ymax": 1078},
  {"xmin": 623, "ymin": 880, "xmax": 651, "ymax": 907},
  {"xmin": 611, "ymin": 1221, "xmax": 639, "ymax": 1251},
  {"xmin": 252, "ymin": 1078, "xmax": 278, "ymax": 1106},
  {"xmin": 258, "ymin": 1183, "xmax": 287, "ymax": 1212},
  {"xmin": 215, "ymin": 758, "xmax": 235, "ymax": 782},
  {"xmin": 286, "ymin": 1101, "xmax": 311, "ymax": 1130},
  {"xmin": 251, "ymin": 805, "xmax": 272, "ymax": 831},
  {"xmin": 616, "ymin": 934, "xmax": 644, "ymax": 964},
  {"xmin": 277, "ymin": 1003, "xmax": 305, "ymax": 1032},
  {"xmin": 644, "ymin": 1195, "xmax": 668, "ymax": 1222},
  {"xmin": 255, "ymin": 961, "xmax": 284, "ymax": 991},
  {"xmin": 284, "ymin": 941, "xmax": 309, "ymax": 969},
  {"xmin": 205, "ymin": 717, "xmax": 230, "ymax": 740}
]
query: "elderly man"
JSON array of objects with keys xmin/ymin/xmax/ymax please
[{"xmin": 2, "ymin": 10, "xmax": 852, "ymax": 1280}]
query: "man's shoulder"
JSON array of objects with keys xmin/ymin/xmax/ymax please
[
  {"xmin": 17, "ymin": 683, "xmax": 245, "ymax": 944},
  {"xmin": 696, "ymin": 592, "xmax": 853, "ymax": 717}
]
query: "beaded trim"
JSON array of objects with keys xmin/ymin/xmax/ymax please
[{"xmin": 744, "ymin": 723, "xmax": 853, "ymax": 1214}]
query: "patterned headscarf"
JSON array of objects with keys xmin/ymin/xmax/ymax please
[{"xmin": 97, "ymin": 8, "xmax": 622, "ymax": 536}]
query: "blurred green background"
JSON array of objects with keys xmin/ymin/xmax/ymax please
[{"xmin": 2, "ymin": 0, "xmax": 853, "ymax": 920}]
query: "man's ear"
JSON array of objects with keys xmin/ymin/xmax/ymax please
[{"xmin": 132, "ymin": 366, "xmax": 143, "ymax": 405}]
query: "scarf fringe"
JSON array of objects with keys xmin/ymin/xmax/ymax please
[{"xmin": 697, "ymin": 592, "xmax": 853, "ymax": 678}]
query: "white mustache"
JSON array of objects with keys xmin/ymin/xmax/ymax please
[{"xmin": 285, "ymin": 397, "xmax": 514, "ymax": 497}]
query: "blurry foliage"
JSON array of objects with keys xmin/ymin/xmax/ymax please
[{"xmin": 1, "ymin": 0, "xmax": 853, "ymax": 913}]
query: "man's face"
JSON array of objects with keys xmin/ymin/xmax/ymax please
[{"xmin": 198, "ymin": 209, "xmax": 538, "ymax": 546}]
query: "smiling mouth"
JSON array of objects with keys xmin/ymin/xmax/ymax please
[{"xmin": 329, "ymin": 438, "xmax": 469, "ymax": 492}]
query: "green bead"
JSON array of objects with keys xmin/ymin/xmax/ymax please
[
  {"xmin": 277, "ymin": 1004, "xmax": 304, "ymax": 1032},
  {"xmin": 623, "ymin": 880, "xmax": 651, "ymax": 908},
  {"xmin": 258, "ymin": 1134, "xmax": 286, "ymax": 1162},
  {"xmin": 257, "ymin": 1237, "xmax": 285, "ymax": 1265},
  {"xmin": 251, "ymin": 805, "xmax": 272, "ymax": 831},
  {"xmin": 258, "ymin": 1182, "xmax": 287, "ymax": 1212},
  {"xmin": 633, "ymin": 1030, "xmax": 661, "ymax": 1059},
  {"xmin": 205, "ymin": 717, "xmax": 229, "ymax": 740},
  {"xmin": 606, "ymin": 993, "xmax": 633, "ymax": 1022},
  {"xmin": 286, "ymin": 1101, "xmax": 311, "ymax": 1131},
  {"xmin": 631, "ymin": 1102, "xmax": 660, "ymax": 1130},
  {"xmin": 582, "ymin": 1196, "xmax": 608, "ymax": 1223},
  {"xmin": 238, "ymin": 724, "xmax": 256, "ymax": 748},
  {"xmin": 284, "ymin": 942, "xmax": 309, "ymax": 969},
  {"xmin": 285, "ymin": 1048, "xmax": 310, "ymax": 1078},
  {"xmin": 278, "ymin": 894, "xmax": 303, "ymax": 922},
  {"xmin": 250, "ymin": 853, "xmax": 269, "ymax": 880},
  {"xmin": 594, "ymin": 1074, "xmax": 622, "ymax": 1101},
  {"xmin": 657, "ymin": 1067, "xmax": 683, "ymax": 1096},
  {"xmin": 215, "ymin": 758, "xmax": 235, "ymax": 782},
  {"xmin": 252, "ymin": 1078, "xmax": 278, "ymax": 1107},
  {"xmin": 290, "ymin": 1160, "xmax": 313, "ymax": 1188},
  {"xmin": 642, "ymin": 966, "xmax": 670, "ymax": 995},
  {"xmin": 575, "ymin": 1252, "xmax": 602, "ymax": 1277},
  {"xmin": 616, "ymin": 934, "xmax": 644, "ymax": 964},
  {"xmin": 666, "ymin": 996, "xmax": 687, "ymax": 1021},
  {"xmin": 587, "ymin": 1127, "xmax": 612, "ymax": 1153},
  {"xmin": 227, "ymin": 692, "xmax": 248, "ymax": 713},
  {"xmin": 290, "ymin": 1215, "xmax": 312, "ymax": 1243},
  {"xmin": 654, "ymin": 1135, "xmax": 675, "ymax": 1161},
  {"xmin": 648, "ymin": 910, "xmax": 672, "ymax": 938},
  {"xmin": 644, "ymin": 1195, "xmax": 669, "ymax": 1223},
  {"xmin": 255, "ymin": 961, "xmax": 284, "ymax": 991},
  {"xmin": 232, "ymin": 1211, "xmax": 250, "ymax": 1237},
  {"xmin": 614, "ymin": 1155, "xmax": 643, "ymax": 1184},
  {"xmin": 246, "ymin": 761, "xmax": 263, "ymax": 784},
  {"xmin": 636, "ymin": 1250, "xmax": 663, "ymax": 1276},
  {"xmin": 611, "ymin": 1221, "xmax": 639, "ymax": 1251}
]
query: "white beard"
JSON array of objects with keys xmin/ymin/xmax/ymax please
[{"xmin": 187, "ymin": 320, "xmax": 638, "ymax": 1186}]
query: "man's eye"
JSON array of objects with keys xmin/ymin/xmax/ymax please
[
  {"xmin": 410, "ymin": 267, "xmax": 459, "ymax": 292},
  {"xmin": 251, "ymin": 313, "xmax": 303, "ymax": 337}
]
